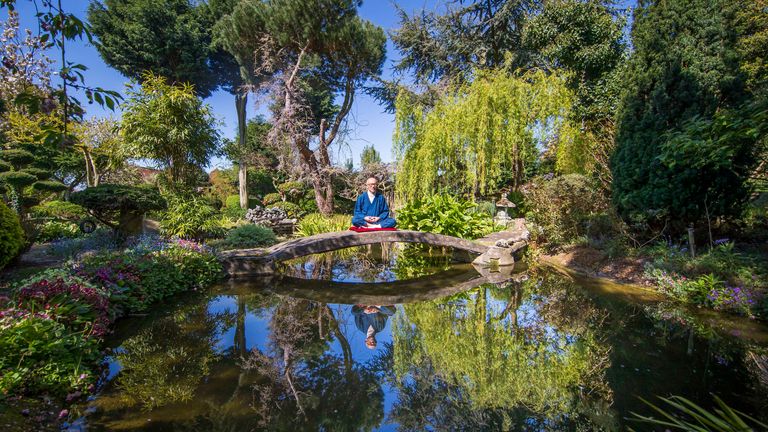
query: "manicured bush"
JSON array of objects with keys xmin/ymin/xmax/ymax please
[
  {"xmin": 0, "ymin": 201, "xmax": 25, "ymax": 269},
  {"xmin": 220, "ymin": 224, "xmax": 277, "ymax": 249},
  {"xmin": 71, "ymin": 184, "xmax": 167, "ymax": 237},
  {"xmin": 31, "ymin": 200, "xmax": 87, "ymax": 220},
  {"xmin": 397, "ymin": 194, "xmax": 496, "ymax": 239},
  {"xmin": 224, "ymin": 194, "xmax": 241, "ymax": 208},
  {"xmin": 296, "ymin": 213, "xmax": 350, "ymax": 237},
  {"xmin": 262, "ymin": 192, "xmax": 282, "ymax": 206},
  {"xmin": 523, "ymin": 174, "xmax": 605, "ymax": 247}
]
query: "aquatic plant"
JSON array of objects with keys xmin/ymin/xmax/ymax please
[{"xmin": 628, "ymin": 395, "xmax": 768, "ymax": 432}]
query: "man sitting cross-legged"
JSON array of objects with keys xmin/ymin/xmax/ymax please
[{"xmin": 351, "ymin": 177, "xmax": 397, "ymax": 228}]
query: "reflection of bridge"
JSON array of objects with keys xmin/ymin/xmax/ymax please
[
  {"xmin": 224, "ymin": 264, "xmax": 528, "ymax": 304},
  {"xmin": 219, "ymin": 230, "xmax": 492, "ymax": 277}
]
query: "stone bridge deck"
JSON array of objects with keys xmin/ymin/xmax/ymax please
[{"xmin": 219, "ymin": 229, "xmax": 491, "ymax": 277}]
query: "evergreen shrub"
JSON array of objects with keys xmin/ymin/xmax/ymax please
[
  {"xmin": 220, "ymin": 224, "xmax": 277, "ymax": 249},
  {"xmin": 0, "ymin": 201, "xmax": 25, "ymax": 269}
]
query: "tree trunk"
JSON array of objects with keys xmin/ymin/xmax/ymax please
[
  {"xmin": 236, "ymin": 93, "xmax": 248, "ymax": 209},
  {"xmin": 312, "ymin": 173, "xmax": 333, "ymax": 216}
]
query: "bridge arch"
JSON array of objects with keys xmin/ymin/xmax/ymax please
[{"xmin": 219, "ymin": 229, "xmax": 490, "ymax": 277}]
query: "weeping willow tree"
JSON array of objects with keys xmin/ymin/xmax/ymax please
[
  {"xmin": 393, "ymin": 68, "xmax": 577, "ymax": 202},
  {"xmin": 391, "ymin": 284, "xmax": 611, "ymax": 417}
]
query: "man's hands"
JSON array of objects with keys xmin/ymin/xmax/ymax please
[{"xmin": 364, "ymin": 216, "xmax": 380, "ymax": 223}]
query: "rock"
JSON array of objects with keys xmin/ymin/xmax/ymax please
[{"xmin": 495, "ymin": 239, "xmax": 509, "ymax": 248}]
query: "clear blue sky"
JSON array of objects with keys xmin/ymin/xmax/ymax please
[{"xmin": 7, "ymin": 0, "xmax": 635, "ymax": 171}]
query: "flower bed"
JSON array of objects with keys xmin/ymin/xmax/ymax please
[{"xmin": 0, "ymin": 236, "xmax": 221, "ymax": 400}]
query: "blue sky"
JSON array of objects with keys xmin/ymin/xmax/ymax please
[{"xmin": 7, "ymin": 0, "xmax": 636, "ymax": 170}]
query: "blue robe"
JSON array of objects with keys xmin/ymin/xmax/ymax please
[{"xmin": 352, "ymin": 192, "xmax": 397, "ymax": 228}]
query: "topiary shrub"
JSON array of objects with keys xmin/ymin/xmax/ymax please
[
  {"xmin": 0, "ymin": 200, "xmax": 25, "ymax": 269},
  {"xmin": 71, "ymin": 184, "xmax": 167, "ymax": 238},
  {"xmin": 262, "ymin": 192, "xmax": 282, "ymax": 206},
  {"xmin": 220, "ymin": 224, "xmax": 277, "ymax": 249},
  {"xmin": 30, "ymin": 200, "xmax": 87, "ymax": 220}
]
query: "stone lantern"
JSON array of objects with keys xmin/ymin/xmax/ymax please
[{"xmin": 493, "ymin": 192, "xmax": 516, "ymax": 227}]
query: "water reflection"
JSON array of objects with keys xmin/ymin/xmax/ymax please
[
  {"xmin": 85, "ymin": 251, "xmax": 768, "ymax": 431},
  {"xmin": 353, "ymin": 305, "xmax": 396, "ymax": 350}
]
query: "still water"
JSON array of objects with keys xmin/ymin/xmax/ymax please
[{"xmin": 83, "ymin": 243, "xmax": 768, "ymax": 431}]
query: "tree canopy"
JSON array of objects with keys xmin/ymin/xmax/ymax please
[
  {"xmin": 121, "ymin": 73, "xmax": 220, "ymax": 186},
  {"xmin": 88, "ymin": 0, "xmax": 223, "ymax": 98},
  {"xmin": 394, "ymin": 68, "xmax": 575, "ymax": 202}
]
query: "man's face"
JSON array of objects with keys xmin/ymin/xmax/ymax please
[{"xmin": 366, "ymin": 179, "xmax": 378, "ymax": 193}]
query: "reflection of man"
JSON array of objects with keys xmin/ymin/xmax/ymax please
[
  {"xmin": 352, "ymin": 305, "xmax": 395, "ymax": 350},
  {"xmin": 351, "ymin": 177, "xmax": 397, "ymax": 228}
]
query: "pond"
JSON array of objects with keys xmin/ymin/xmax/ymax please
[{"xmin": 80, "ymin": 243, "xmax": 768, "ymax": 431}]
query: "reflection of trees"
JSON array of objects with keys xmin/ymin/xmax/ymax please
[
  {"xmin": 392, "ymin": 243, "xmax": 455, "ymax": 280},
  {"xmin": 389, "ymin": 280, "xmax": 616, "ymax": 430},
  {"xmin": 282, "ymin": 243, "xmax": 458, "ymax": 282},
  {"xmin": 244, "ymin": 297, "xmax": 384, "ymax": 431},
  {"xmin": 112, "ymin": 301, "xmax": 231, "ymax": 410}
]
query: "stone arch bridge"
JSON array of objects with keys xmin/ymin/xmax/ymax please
[{"xmin": 219, "ymin": 229, "xmax": 520, "ymax": 277}]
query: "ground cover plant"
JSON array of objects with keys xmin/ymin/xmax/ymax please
[
  {"xmin": 0, "ymin": 236, "xmax": 221, "ymax": 402},
  {"xmin": 642, "ymin": 241, "xmax": 767, "ymax": 318}
]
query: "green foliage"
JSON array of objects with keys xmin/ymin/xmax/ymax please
[
  {"xmin": 394, "ymin": 68, "xmax": 576, "ymax": 202},
  {"xmin": 121, "ymin": 73, "xmax": 220, "ymax": 185},
  {"xmin": 390, "ymin": 0, "xmax": 534, "ymax": 85},
  {"xmin": 0, "ymin": 160, "xmax": 11, "ymax": 172},
  {"xmin": 0, "ymin": 170, "xmax": 37, "ymax": 188},
  {"xmin": 220, "ymin": 224, "xmax": 277, "ymax": 249},
  {"xmin": 628, "ymin": 394, "xmax": 768, "ymax": 432},
  {"xmin": 523, "ymin": 0, "xmax": 626, "ymax": 123},
  {"xmin": 0, "ymin": 237, "xmax": 221, "ymax": 399},
  {"xmin": 224, "ymin": 194, "xmax": 241, "ymax": 209},
  {"xmin": 524, "ymin": 174, "xmax": 605, "ymax": 247},
  {"xmin": 31, "ymin": 180, "xmax": 68, "ymax": 193},
  {"xmin": 397, "ymin": 194, "xmax": 496, "ymax": 240},
  {"xmin": 0, "ymin": 149, "xmax": 34, "ymax": 167},
  {"xmin": 262, "ymin": 193, "xmax": 282, "ymax": 206},
  {"xmin": 30, "ymin": 200, "xmax": 87, "ymax": 220},
  {"xmin": 0, "ymin": 312, "xmax": 100, "ymax": 397},
  {"xmin": 35, "ymin": 221, "xmax": 80, "ymax": 242},
  {"xmin": 611, "ymin": 0, "xmax": 754, "ymax": 228},
  {"xmin": 296, "ymin": 213, "xmax": 350, "ymax": 237},
  {"xmin": 77, "ymin": 239, "xmax": 221, "ymax": 313},
  {"xmin": 0, "ymin": 201, "xmax": 25, "ymax": 269},
  {"xmin": 160, "ymin": 194, "xmax": 224, "ymax": 239},
  {"xmin": 360, "ymin": 145, "xmax": 381, "ymax": 168},
  {"xmin": 277, "ymin": 181, "xmax": 304, "ymax": 198},
  {"xmin": 642, "ymin": 241, "xmax": 766, "ymax": 317},
  {"xmin": 88, "ymin": 0, "xmax": 221, "ymax": 98}
]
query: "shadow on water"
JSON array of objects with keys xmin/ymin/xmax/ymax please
[{"xmin": 80, "ymin": 243, "xmax": 768, "ymax": 431}]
